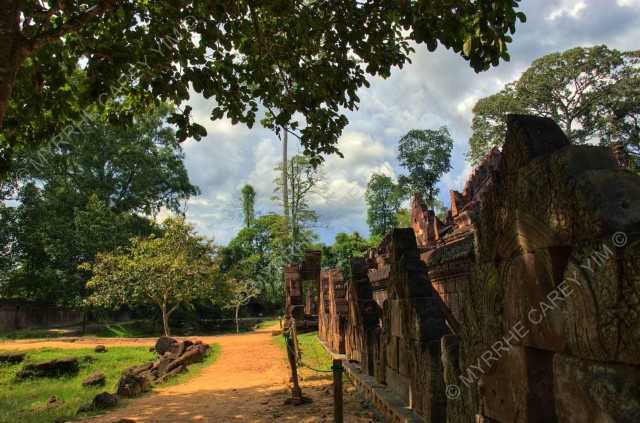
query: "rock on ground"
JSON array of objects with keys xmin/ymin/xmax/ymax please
[
  {"xmin": 82, "ymin": 373, "xmax": 106, "ymax": 387},
  {"xmin": 91, "ymin": 392, "xmax": 119, "ymax": 410},
  {"xmin": 155, "ymin": 336, "xmax": 179, "ymax": 355},
  {"xmin": 180, "ymin": 344, "xmax": 208, "ymax": 366},
  {"xmin": 16, "ymin": 357, "xmax": 78, "ymax": 379},
  {"xmin": 116, "ymin": 374, "xmax": 151, "ymax": 398},
  {"xmin": 0, "ymin": 352, "xmax": 25, "ymax": 364},
  {"xmin": 156, "ymin": 364, "xmax": 187, "ymax": 383},
  {"xmin": 47, "ymin": 396, "xmax": 65, "ymax": 408}
]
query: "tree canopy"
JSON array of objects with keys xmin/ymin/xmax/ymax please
[
  {"xmin": 365, "ymin": 173, "xmax": 403, "ymax": 238},
  {"xmin": 468, "ymin": 45, "xmax": 640, "ymax": 167},
  {"xmin": 15, "ymin": 105, "xmax": 198, "ymax": 215},
  {"xmin": 323, "ymin": 231, "xmax": 377, "ymax": 279},
  {"xmin": 1, "ymin": 0, "xmax": 525, "ymax": 176},
  {"xmin": 0, "ymin": 108, "xmax": 198, "ymax": 305},
  {"xmin": 221, "ymin": 211, "xmax": 317, "ymax": 314},
  {"xmin": 397, "ymin": 127, "xmax": 453, "ymax": 203},
  {"xmin": 84, "ymin": 217, "xmax": 223, "ymax": 336}
]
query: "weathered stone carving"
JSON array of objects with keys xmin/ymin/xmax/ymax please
[
  {"xmin": 345, "ymin": 257, "xmax": 382, "ymax": 375},
  {"xmin": 376, "ymin": 229, "xmax": 450, "ymax": 421},
  {"xmin": 318, "ymin": 267, "xmax": 349, "ymax": 353},
  {"xmin": 455, "ymin": 115, "xmax": 640, "ymax": 422},
  {"xmin": 288, "ymin": 114, "xmax": 640, "ymax": 423}
]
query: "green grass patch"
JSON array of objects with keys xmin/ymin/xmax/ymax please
[
  {"xmin": 255, "ymin": 319, "xmax": 281, "ymax": 330},
  {"xmin": 91, "ymin": 321, "xmax": 150, "ymax": 338},
  {"xmin": 0, "ymin": 329, "xmax": 66, "ymax": 341},
  {"xmin": 0, "ymin": 344, "xmax": 220, "ymax": 422},
  {"xmin": 0, "ymin": 320, "xmax": 151, "ymax": 341},
  {"xmin": 272, "ymin": 331, "xmax": 332, "ymax": 381},
  {"xmin": 0, "ymin": 317, "xmax": 279, "ymax": 341}
]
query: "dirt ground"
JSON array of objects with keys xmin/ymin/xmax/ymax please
[{"xmin": 0, "ymin": 325, "xmax": 374, "ymax": 422}]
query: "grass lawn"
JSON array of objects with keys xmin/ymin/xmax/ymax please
[
  {"xmin": 272, "ymin": 331, "xmax": 333, "ymax": 381},
  {"xmin": 0, "ymin": 344, "xmax": 221, "ymax": 422},
  {"xmin": 0, "ymin": 317, "xmax": 281, "ymax": 341},
  {"xmin": 255, "ymin": 319, "xmax": 282, "ymax": 330},
  {"xmin": 0, "ymin": 321, "xmax": 150, "ymax": 341},
  {"xmin": 91, "ymin": 321, "xmax": 150, "ymax": 338}
]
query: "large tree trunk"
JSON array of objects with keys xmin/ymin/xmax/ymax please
[{"xmin": 0, "ymin": 0, "xmax": 25, "ymax": 128}]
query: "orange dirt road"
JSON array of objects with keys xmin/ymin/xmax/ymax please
[{"xmin": 1, "ymin": 326, "xmax": 372, "ymax": 422}]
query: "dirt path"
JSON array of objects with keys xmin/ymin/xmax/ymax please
[{"xmin": 1, "ymin": 327, "xmax": 372, "ymax": 422}]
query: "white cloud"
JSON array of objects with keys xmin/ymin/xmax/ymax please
[
  {"xmin": 617, "ymin": 0, "xmax": 640, "ymax": 9},
  {"xmin": 548, "ymin": 0, "xmax": 587, "ymax": 20}
]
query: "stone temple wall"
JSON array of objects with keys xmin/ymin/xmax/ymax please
[
  {"xmin": 376, "ymin": 228, "xmax": 451, "ymax": 420},
  {"xmin": 365, "ymin": 233, "xmax": 393, "ymax": 308},
  {"xmin": 0, "ymin": 300, "xmax": 83, "ymax": 330},
  {"xmin": 286, "ymin": 115, "xmax": 640, "ymax": 422},
  {"xmin": 318, "ymin": 269, "xmax": 330, "ymax": 341},
  {"xmin": 345, "ymin": 257, "xmax": 381, "ymax": 376},
  {"xmin": 283, "ymin": 264, "xmax": 303, "ymax": 329},
  {"xmin": 317, "ymin": 268, "xmax": 349, "ymax": 354},
  {"xmin": 284, "ymin": 251, "xmax": 321, "ymax": 330},
  {"xmin": 446, "ymin": 115, "xmax": 640, "ymax": 423}
]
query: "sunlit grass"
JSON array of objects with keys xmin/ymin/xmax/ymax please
[
  {"xmin": 272, "ymin": 331, "xmax": 333, "ymax": 381},
  {"xmin": 0, "ymin": 344, "xmax": 220, "ymax": 422},
  {"xmin": 255, "ymin": 319, "xmax": 281, "ymax": 330},
  {"xmin": 93, "ymin": 322, "xmax": 149, "ymax": 338}
]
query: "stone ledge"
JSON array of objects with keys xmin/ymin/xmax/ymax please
[{"xmin": 317, "ymin": 337, "xmax": 425, "ymax": 423}]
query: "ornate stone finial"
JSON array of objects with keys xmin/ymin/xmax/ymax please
[{"xmin": 612, "ymin": 141, "xmax": 630, "ymax": 170}]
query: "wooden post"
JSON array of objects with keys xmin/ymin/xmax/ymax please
[
  {"xmin": 291, "ymin": 318, "xmax": 301, "ymax": 359},
  {"xmin": 285, "ymin": 333, "xmax": 302, "ymax": 405},
  {"xmin": 333, "ymin": 359, "xmax": 344, "ymax": 423}
]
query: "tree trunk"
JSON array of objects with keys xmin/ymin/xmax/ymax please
[
  {"xmin": 235, "ymin": 305, "xmax": 240, "ymax": 333},
  {"xmin": 0, "ymin": 0, "xmax": 26, "ymax": 128},
  {"xmin": 82, "ymin": 310, "xmax": 87, "ymax": 336},
  {"xmin": 282, "ymin": 128, "xmax": 289, "ymax": 225},
  {"xmin": 161, "ymin": 305, "xmax": 171, "ymax": 337}
]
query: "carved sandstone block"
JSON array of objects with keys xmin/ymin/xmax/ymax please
[
  {"xmin": 478, "ymin": 346, "xmax": 556, "ymax": 423},
  {"xmin": 553, "ymin": 353, "xmax": 640, "ymax": 423}
]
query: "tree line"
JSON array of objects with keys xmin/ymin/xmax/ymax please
[{"xmin": 2, "ymin": 43, "xmax": 637, "ymax": 336}]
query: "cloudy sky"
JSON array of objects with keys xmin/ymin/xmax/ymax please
[{"xmin": 177, "ymin": 0, "xmax": 640, "ymax": 245}]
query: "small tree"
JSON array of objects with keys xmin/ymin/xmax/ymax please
[
  {"xmin": 225, "ymin": 279, "xmax": 260, "ymax": 334},
  {"xmin": 84, "ymin": 217, "xmax": 223, "ymax": 336},
  {"xmin": 397, "ymin": 127, "xmax": 453, "ymax": 204},
  {"xmin": 273, "ymin": 155, "xmax": 328, "ymax": 250},
  {"xmin": 240, "ymin": 185, "xmax": 257, "ymax": 228},
  {"xmin": 325, "ymin": 232, "xmax": 378, "ymax": 279}
]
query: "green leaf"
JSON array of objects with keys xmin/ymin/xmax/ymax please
[{"xmin": 463, "ymin": 35, "xmax": 473, "ymax": 57}]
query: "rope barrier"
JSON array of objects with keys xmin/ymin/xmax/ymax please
[
  {"xmin": 284, "ymin": 333, "xmax": 333, "ymax": 373},
  {"xmin": 282, "ymin": 331, "xmax": 387, "ymax": 422}
]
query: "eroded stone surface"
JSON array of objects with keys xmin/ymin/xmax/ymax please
[
  {"xmin": 286, "ymin": 115, "xmax": 640, "ymax": 423},
  {"xmin": 553, "ymin": 354, "xmax": 640, "ymax": 422}
]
